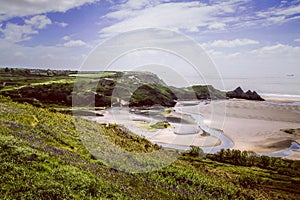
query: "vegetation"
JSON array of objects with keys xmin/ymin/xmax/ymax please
[
  {"xmin": 129, "ymin": 83, "xmax": 177, "ymax": 107},
  {"xmin": 1, "ymin": 95, "xmax": 300, "ymax": 199},
  {"xmin": 0, "ymin": 68, "xmax": 227, "ymax": 109},
  {"xmin": 183, "ymin": 145, "xmax": 206, "ymax": 157},
  {"xmin": 1, "ymin": 68, "xmax": 299, "ymax": 199},
  {"xmin": 169, "ymin": 85, "xmax": 226, "ymax": 100},
  {"xmin": 207, "ymin": 149, "xmax": 300, "ymax": 177},
  {"xmin": 281, "ymin": 128, "xmax": 300, "ymax": 135},
  {"xmin": 150, "ymin": 121, "xmax": 171, "ymax": 129},
  {"xmin": 0, "ymin": 68, "xmax": 75, "ymax": 108},
  {"xmin": 192, "ymin": 85, "xmax": 226, "ymax": 100}
]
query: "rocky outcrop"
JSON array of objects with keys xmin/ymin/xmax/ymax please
[
  {"xmin": 129, "ymin": 84, "xmax": 177, "ymax": 107},
  {"xmin": 168, "ymin": 85, "xmax": 226, "ymax": 101},
  {"xmin": 192, "ymin": 85, "xmax": 226, "ymax": 100},
  {"xmin": 226, "ymin": 87, "xmax": 264, "ymax": 101}
]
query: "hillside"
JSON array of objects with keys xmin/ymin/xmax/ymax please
[
  {"xmin": 1, "ymin": 96, "xmax": 300, "ymax": 199},
  {"xmin": 0, "ymin": 69, "xmax": 227, "ymax": 108}
]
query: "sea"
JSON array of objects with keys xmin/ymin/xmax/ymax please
[
  {"xmin": 186, "ymin": 74, "xmax": 300, "ymax": 102},
  {"xmin": 221, "ymin": 76, "xmax": 299, "ymax": 96}
]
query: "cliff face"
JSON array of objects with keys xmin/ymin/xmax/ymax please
[{"xmin": 226, "ymin": 87, "xmax": 265, "ymax": 101}]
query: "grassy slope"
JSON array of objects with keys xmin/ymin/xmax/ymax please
[
  {"xmin": 0, "ymin": 71, "xmax": 74, "ymax": 92},
  {"xmin": 1, "ymin": 96, "xmax": 299, "ymax": 199},
  {"xmin": 0, "ymin": 71, "xmax": 227, "ymax": 109}
]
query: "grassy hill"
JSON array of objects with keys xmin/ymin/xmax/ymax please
[
  {"xmin": 1, "ymin": 95, "xmax": 300, "ymax": 199},
  {"xmin": 0, "ymin": 69, "xmax": 226, "ymax": 109}
]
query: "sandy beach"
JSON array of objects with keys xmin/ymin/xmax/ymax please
[
  {"xmin": 89, "ymin": 107, "xmax": 221, "ymax": 149},
  {"xmin": 178, "ymin": 99, "xmax": 300, "ymax": 159},
  {"xmin": 88, "ymin": 97, "xmax": 300, "ymax": 159}
]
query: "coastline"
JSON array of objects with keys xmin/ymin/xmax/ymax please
[
  {"xmin": 178, "ymin": 97, "xmax": 300, "ymax": 159},
  {"xmin": 89, "ymin": 94, "xmax": 300, "ymax": 160},
  {"xmin": 90, "ymin": 107, "xmax": 222, "ymax": 150},
  {"xmin": 261, "ymin": 93, "xmax": 300, "ymax": 105},
  {"xmin": 261, "ymin": 93, "xmax": 300, "ymax": 101}
]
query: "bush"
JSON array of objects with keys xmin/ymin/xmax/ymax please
[
  {"xmin": 150, "ymin": 121, "xmax": 170, "ymax": 129},
  {"xmin": 185, "ymin": 145, "xmax": 205, "ymax": 157},
  {"xmin": 237, "ymin": 175, "xmax": 261, "ymax": 188}
]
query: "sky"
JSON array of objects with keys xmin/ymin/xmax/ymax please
[{"xmin": 0, "ymin": 0, "xmax": 299, "ymax": 78}]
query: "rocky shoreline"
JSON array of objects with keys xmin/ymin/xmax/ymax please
[{"xmin": 226, "ymin": 86, "xmax": 264, "ymax": 101}]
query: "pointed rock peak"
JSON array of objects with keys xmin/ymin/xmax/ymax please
[
  {"xmin": 226, "ymin": 87, "xmax": 265, "ymax": 101},
  {"xmin": 233, "ymin": 86, "xmax": 244, "ymax": 95},
  {"xmin": 245, "ymin": 90, "xmax": 253, "ymax": 95}
]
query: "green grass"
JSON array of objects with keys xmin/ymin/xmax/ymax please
[
  {"xmin": 1, "ymin": 95, "xmax": 300, "ymax": 199},
  {"xmin": 0, "ymin": 72, "xmax": 74, "ymax": 92},
  {"xmin": 150, "ymin": 121, "xmax": 171, "ymax": 129},
  {"xmin": 69, "ymin": 72, "xmax": 117, "ymax": 78}
]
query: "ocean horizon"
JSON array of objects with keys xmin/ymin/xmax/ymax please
[{"xmin": 184, "ymin": 74, "xmax": 300, "ymax": 98}]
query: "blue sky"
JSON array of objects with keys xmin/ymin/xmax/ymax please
[{"xmin": 0, "ymin": 0, "xmax": 299, "ymax": 76}]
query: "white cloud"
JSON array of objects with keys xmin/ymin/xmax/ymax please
[
  {"xmin": 203, "ymin": 39, "xmax": 259, "ymax": 48},
  {"xmin": 25, "ymin": 15, "xmax": 52, "ymax": 29},
  {"xmin": 63, "ymin": 40, "xmax": 87, "ymax": 47},
  {"xmin": 14, "ymin": 51, "xmax": 25, "ymax": 58},
  {"xmin": 0, "ymin": 0, "xmax": 298, "ymax": 74},
  {"xmin": 250, "ymin": 44, "xmax": 300, "ymax": 55},
  {"xmin": 62, "ymin": 36, "xmax": 72, "ymax": 41},
  {"xmin": 1, "ymin": 23, "xmax": 37, "ymax": 42},
  {"xmin": 99, "ymin": 0, "xmax": 250, "ymax": 36},
  {"xmin": 205, "ymin": 49, "xmax": 223, "ymax": 56},
  {"xmin": 61, "ymin": 35, "xmax": 90, "ymax": 47},
  {"xmin": 0, "ymin": 0, "xmax": 99, "ymax": 21},
  {"xmin": 56, "ymin": 22, "xmax": 68, "ymax": 27},
  {"xmin": 0, "ymin": 39, "xmax": 86, "ymax": 69},
  {"xmin": 207, "ymin": 44, "xmax": 300, "ymax": 76},
  {"xmin": 208, "ymin": 22, "xmax": 226, "ymax": 30},
  {"xmin": 251, "ymin": 4, "xmax": 300, "ymax": 27},
  {"xmin": 0, "ymin": 15, "xmax": 52, "ymax": 43},
  {"xmin": 276, "ymin": 4, "xmax": 300, "ymax": 15},
  {"xmin": 99, "ymin": 0, "xmax": 300, "ymax": 37},
  {"xmin": 119, "ymin": 0, "xmax": 171, "ymax": 10}
]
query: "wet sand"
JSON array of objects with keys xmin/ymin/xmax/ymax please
[
  {"xmin": 89, "ymin": 107, "xmax": 221, "ymax": 148},
  {"xmin": 86, "ymin": 98, "xmax": 300, "ymax": 159},
  {"xmin": 179, "ymin": 99, "xmax": 300, "ymax": 158}
]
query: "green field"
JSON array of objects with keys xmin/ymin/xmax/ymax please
[{"xmin": 69, "ymin": 72, "xmax": 118, "ymax": 78}]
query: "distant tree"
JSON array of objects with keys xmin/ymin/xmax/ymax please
[
  {"xmin": 187, "ymin": 145, "xmax": 205, "ymax": 157},
  {"xmin": 52, "ymin": 70, "xmax": 57, "ymax": 76},
  {"xmin": 4, "ymin": 67, "xmax": 9, "ymax": 73},
  {"xmin": 23, "ymin": 69, "xmax": 31, "ymax": 76},
  {"xmin": 259, "ymin": 156, "xmax": 270, "ymax": 168},
  {"xmin": 217, "ymin": 149, "xmax": 225, "ymax": 161},
  {"xmin": 47, "ymin": 70, "xmax": 52, "ymax": 76}
]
